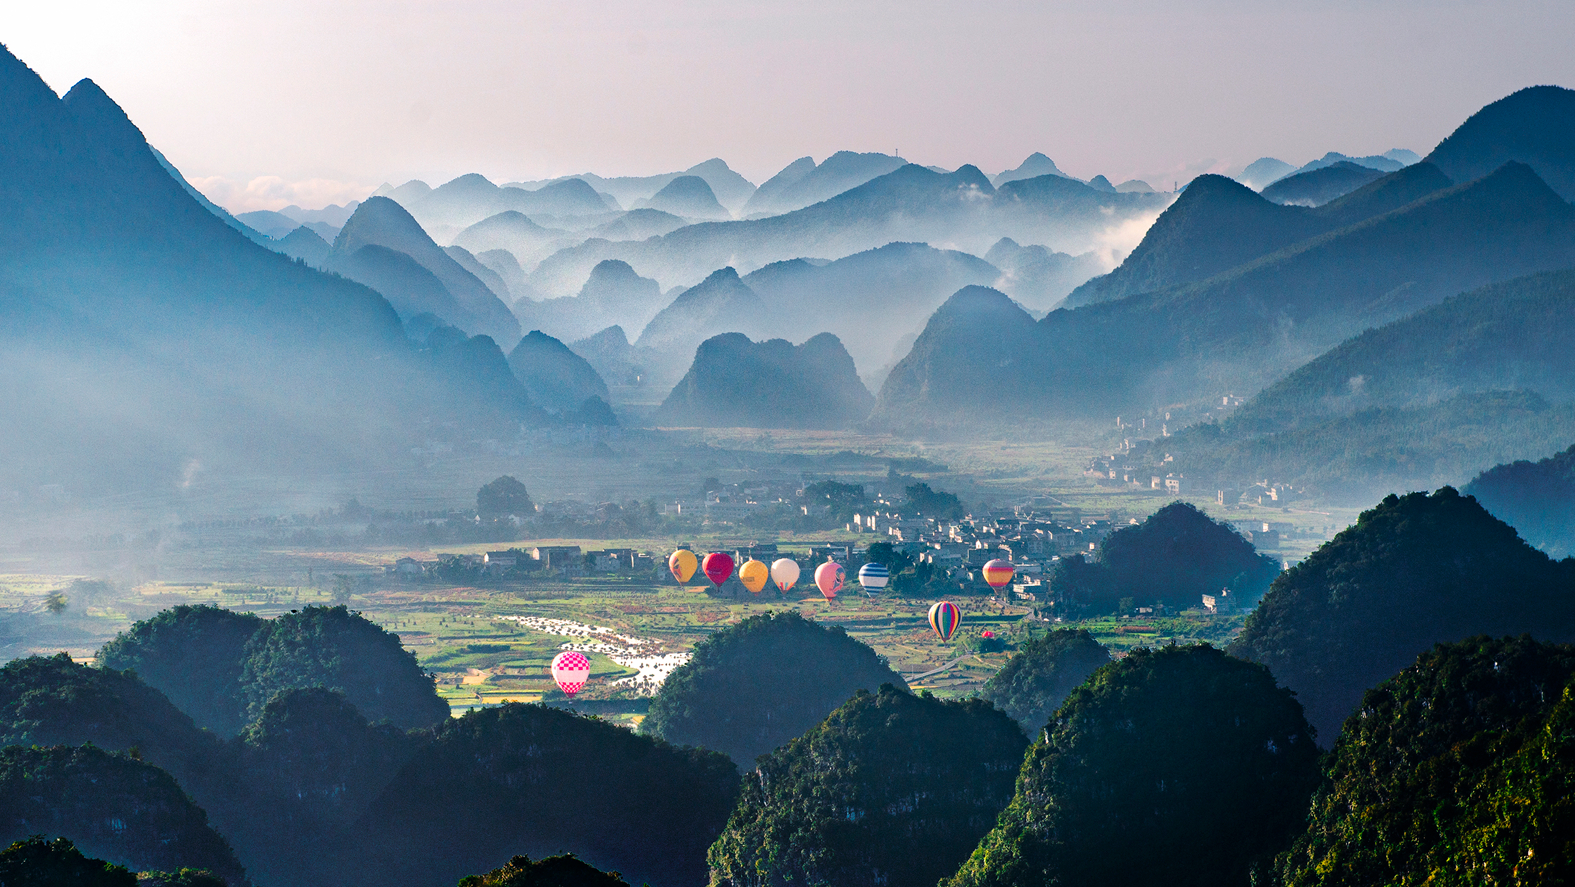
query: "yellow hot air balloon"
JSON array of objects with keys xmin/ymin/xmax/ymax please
[
  {"xmin": 669, "ymin": 549, "xmax": 698, "ymax": 585},
  {"xmin": 739, "ymin": 558, "xmax": 770, "ymax": 593}
]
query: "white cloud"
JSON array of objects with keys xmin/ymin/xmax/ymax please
[{"xmin": 189, "ymin": 175, "xmax": 373, "ymax": 214}]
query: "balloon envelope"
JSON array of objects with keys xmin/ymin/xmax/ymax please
[
  {"xmin": 929, "ymin": 601, "xmax": 962, "ymax": 641},
  {"xmin": 739, "ymin": 558, "xmax": 769, "ymax": 593},
  {"xmin": 982, "ymin": 559, "xmax": 1015, "ymax": 590},
  {"xmin": 814, "ymin": 561, "xmax": 845, "ymax": 600},
  {"xmin": 550, "ymin": 650, "xmax": 591, "ymax": 697},
  {"xmin": 702, "ymin": 552, "xmax": 735, "ymax": 587},
  {"xmin": 668, "ymin": 549, "xmax": 697, "ymax": 585},
  {"xmin": 770, "ymin": 558, "xmax": 801, "ymax": 592},
  {"xmin": 858, "ymin": 562, "xmax": 890, "ymax": 591}
]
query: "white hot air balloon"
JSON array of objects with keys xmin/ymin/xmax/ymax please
[{"xmin": 770, "ymin": 558, "xmax": 801, "ymax": 592}]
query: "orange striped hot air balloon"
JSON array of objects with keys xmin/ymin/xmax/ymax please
[{"xmin": 982, "ymin": 559, "xmax": 1015, "ymax": 590}]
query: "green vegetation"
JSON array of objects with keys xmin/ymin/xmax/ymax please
[
  {"xmin": 903, "ymin": 481, "xmax": 965, "ymax": 519},
  {"xmin": 478, "ymin": 476, "xmax": 536, "ymax": 521},
  {"xmin": 97, "ymin": 605, "xmax": 265, "ymax": 734},
  {"xmin": 0, "ymin": 836, "xmax": 135, "ymax": 887},
  {"xmin": 1228, "ymin": 487, "xmax": 1575, "ymax": 742},
  {"xmin": 0, "ymin": 745, "xmax": 248, "ymax": 886},
  {"xmin": 642, "ymin": 611, "xmax": 908, "ymax": 765},
  {"xmin": 1050, "ymin": 502, "xmax": 1278, "ymax": 613},
  {"xmin": 1273, "ymin": 636, "xmax": 1575, "ymax": 886},
  {"xmin": 238, "ymin": 605, "xmax": 449, "ymax": 728},
  {"xmin": 1465, "ymin": 441, "xmax": 1575, "ymax": 556},
  {"xmin": 946, "ymin": 645, "xmax": 1318, "ymax": 887},
  {"xmin": 458, "ymin": 854, "xmax": 629, "ymax": 887},
  {"xmin": 978, "ymin": 628, "xmax": 1111, "ymax": 733},
  {"xmin": 352, "ymin": 703, "xmax": 739, "ymax": 887},
  {"xmin": 708, "ymin": 684, "xmax": 1027, "ymax": 887}
]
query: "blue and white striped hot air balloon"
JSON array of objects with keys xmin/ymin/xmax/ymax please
[{"xmin": 858, "ymin": 562, "xmax": 890, "ymax": 594}]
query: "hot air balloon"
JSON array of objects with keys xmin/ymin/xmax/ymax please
[
  {"xmin": 813, "ymin": 561, "xmax": 845, "ymax": 600},
  {"xmin": 929, "ymin": 600, "xmax": 961, "ymax": 641},
  {"xmin": 770, "ymin": 558, "xmax": 801, "ymax": 593},
  {"xmin": 982, "ymin": 559, "xmax": 1015, "ymax": 590},
  {"xmin": 857, "ymin": 562, "xmax": 890, "ymax": 594},
  {"xmin": 703, "ymin": 552, "xmax": 735, "ymax": 588},
  {"xmin": 669, "ymin": 549, "xmax": 697, "ymax": 586},
  {"xmin": 550, "ymin": 650, "xmax": 591, "ymax": 697},
  {"xmin": 739, "ymin": 558, "xmax": 769, "ymax": 594}
]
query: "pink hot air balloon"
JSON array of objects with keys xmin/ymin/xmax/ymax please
[
  {"xmin": 814, "ymin": 561, "xmax": 845, "ymax": 600},
  {"xmin": 550, "ymin": 651, "xmax": 591, "ymax": 697}
]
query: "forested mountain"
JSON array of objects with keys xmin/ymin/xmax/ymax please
[
  {"xmin": 947, "ymin": 646, "xmax": 1318, "ymax": 887},
  {"xmin": 1465, "ymin": 442, "xmax": 1575, "ymax": 557},
  {"xmin": 97, "ymin": 606, "xmax": 265, "ymax": 735},
  {"xmin": 1260, "ymin": 160, "xmax": 1385, "ymax": 205},
  {"xmin": 653, "ymin": 333, "xmax": 874, "ymax": 428},
  {"xmin": 1426, "ymin": 84, "xmax": 1575, "ymax": 201},
  {"xmin": 1273, "ymin": 636, "xmax": 1575, "ymax": 886},
  {"xmin": 633, "ymin": 267, "xmax": 770, "ymax": 363},
  {"xmin": 0, "ymin": 746, "xmax": 248, "ymax": 886},
  {"xmin": 1064, "ymin": 161, "xmax": 1453, "ymax": 309},
  {"xmin": 642, "ymin": 612, "xmax": 908, "ymax": 766},
  {"xmin": 528, "ymin": 164, "xmax": 1168, "ymax": 298},
  {"xmin": 326, "ymin": 196, "xmax": 520, "ymax": 342},
  {"xmin": 351, "ymin": 704, "xmax": 740, "ymax": 887},
  {"xmin": 513, "ymin": 259, "xmax": 667, "ymax": 344},
  {"xmin": 978, "ymin": 629, "xmax": 1111, "ymax": 733},
  {"xmin": 708, "ymin": 686, "xmax": 1027, "ymax": 887},
  {"xmin": 1228, "ymin": 488, "xmax": 1575, "ymax": 742},
  {"xmin": 877, "ymin": 162, "xmax": 1575, "ymax": 424},
  {"xmin": 1173, "ymin": 269, "xmax": 1575, "ymax": 501},
  {"xmin": 0, "ymin": 46, "xmax": 538, "ymax": 497},
  {"xmin": 506, "ymin": 331, "xmax": 613, "ymax": 415},
  {"xmin": 1049, "ymin": 502, "xmax": 1279, "ymax": 614}
]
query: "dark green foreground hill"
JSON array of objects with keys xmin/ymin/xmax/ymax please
[
  {"xmin": 1229, "ymin": 488, "xmax": 1575, "ymax": 742},
  {"xmin": 1274, "ymin": 635, "xmax": 1575, "ymax": 886},
  {"xmin": 708, "ymin": 685, "xmax": 1027, "ymax": 887},
  {"xmin": 946, "ymin": 645, "xmax": 1318, "ymax": 887},
  {"xmin": 642, "ymin": 611, "xmax": 908, "ymax": 766}
]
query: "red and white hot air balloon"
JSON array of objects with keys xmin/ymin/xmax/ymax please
[{"xmin": 550, "ymin": 651, "xmax": 591, "ymax": 697}]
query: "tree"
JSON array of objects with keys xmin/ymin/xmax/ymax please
[
  {"xmin": 1228, "ymin": 487, "xmax": 1575, "ymax": 742},
  {"xmin": 97, "ymin": 605, "xmax": 265, "ymax": 735},
  {"xmin": 477, "ymin": 476, "xmax": 535, "ymax": 520},
  {"xmin": 641, "ymin": 611, "xmax": 908, "ymax": 766},
  {"xmin": 457, "ymin": 854, "xmax": 629, "ymax": 887},
  {"xmin": 903, "ymin": 482, "xmax": 965, "ymax": 519},
  {"xmin": 708, "ymin": 685, "xmax": 1027, "ymax": 887},
  {"xmin": 978, "ymin": 629, "xmax": 1111, "ymax": 733},
  {"xmin": 863, "ymin": 541, "xmax": 913, "ymax": 576},
  {"xmin": 239, "ymin": 605, "xmax": 449, "ymax": 729},
  {"xmin": 946, "ymin": 645, "xmax": 1319, "ymax": 887},
  {"xmin": 1052, "ymin": 501, "xmax": 1279, "ymax": 614},
  {"xmin": 1274, "ymin": 635, "xmax": 1575, "ymax": 887},
  {"xmin": 349, "ymin": 703, "xmax": 739, "ymax": 887},
  {"xmin": 44, "ymin": 592, "xmax": 66, "ymax": 614},
  {"xmin": 0, "ymin": 836, "xmax": 135, "ymax": 887},
  {"xmin": 0, "ymin": 746, "xmax": 249, "ymax": 886}
]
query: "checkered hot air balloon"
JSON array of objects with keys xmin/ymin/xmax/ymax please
[
  {"xmin": 550, "ymin": 651, "xmax": 591, "ymax": 697},
  {"xmin": 929, "ymin": 600, "xmax": 961, "ymax": 641},
  {"xmin": 858, "ymin": 562, "xmax": 890, "ymax": 593}
]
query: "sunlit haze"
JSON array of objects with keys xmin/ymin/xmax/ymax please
[{"xmin": 8, "ymin": 0, "xmax": 1575, "ymax": 211}]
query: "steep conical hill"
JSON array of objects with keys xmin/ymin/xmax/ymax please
[
  {"xmin": 1427, "ymin": 84, "xmax": 1575, "ymax": 201},
  {"xmin": 506, "ymin": 330, "xmax": 612, "ymax": 415},
  {"xmin": 653, "ymin": 332, "xmax": 874, "ymax": 428},
  {"xmin": 1260, "ymin": 160, "xmax": 1385, "ymax": 206}
]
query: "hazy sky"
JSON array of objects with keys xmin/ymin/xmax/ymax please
[{"xmin": 9, "ymin": 0, "xmax": 1575, "ymax": 212}]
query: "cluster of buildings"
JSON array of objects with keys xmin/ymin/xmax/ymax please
[{"xmin": 389, "ymin": 545, "xmax": 657, "ymax": 580}]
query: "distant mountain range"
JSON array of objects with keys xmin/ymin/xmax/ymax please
[
  {"xmin": 1260, "ymin": 161, "xmax": 1386, "ymax": 206},
  {"xmin": 742, "ymin": 152, "xmax": 905, "ymax": 217},
  {"xmin": 527, "ymin": 164, "xmax": 1169, "ymax": 298},
  {"xmin": 876, "ymin": 86, "xmax": 1575, "ymax": 429},
  {"xmin": 0, "ymin": 45, "xmax": 550, "ymax": 496},
  {"xmin": 635, "ymin": 175, "xmax": 730, "ymax": 220},
  {"xmin": 511, "ymin": 158, "xmax": 757, "ymax": 214},
  {"xmin": 653, "ymin": 333, "xmax": 874, "ymax": 429}
]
